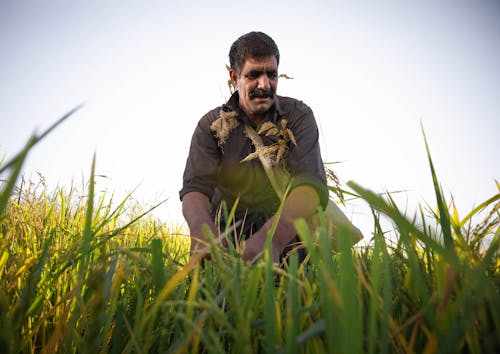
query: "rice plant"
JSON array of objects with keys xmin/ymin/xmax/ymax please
[{"xmin": 0, "ymin": 108, "xmax": 498, "ymax": 353}]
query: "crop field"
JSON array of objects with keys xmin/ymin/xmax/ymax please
[{"xmin": 0, "ymin": 110, "xmax": 499, "ymax": 353}]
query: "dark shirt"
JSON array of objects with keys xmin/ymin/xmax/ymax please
[{"xmin": 179, "ymin": 92, "xmax": 328, "ymax": 219}]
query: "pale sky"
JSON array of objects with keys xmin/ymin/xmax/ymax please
[{"xmin": 1, "ymin": 0, "xmax": 499, "ymax": 238}]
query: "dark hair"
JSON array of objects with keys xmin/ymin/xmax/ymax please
[{"xmin": 229, "ymin": 31, "xmax": 280, "ymax": 74}]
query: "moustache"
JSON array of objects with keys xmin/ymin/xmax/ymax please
[{"xmin": 249, "ymin": 90, "xmax": 274, "ymax": 100}]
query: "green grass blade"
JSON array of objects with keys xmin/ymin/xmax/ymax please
[
  {"xmin": 12, "ymin": 231, "xmax": 54, "ymax": 351},
  {"xmin": 241, "ymin": 265, "xmax": 262, "ymax": 315},
  {"xmin": 277, "ymin": 320, "xmax": 326, "ymax": 354},
  {"xmin": 263, "ymin": 245, "xmax": 277, "ymax": 354},
  {"xmin": 151, "ymin": 238, "xmax": 166, "ymax": 295},
  {"xmin": 347, "ymin": 181, "xmax": 457, "ymax": 265},
  {"xmin": 285, "ymin": 253, "xmax": 299, "ymax": 354},
  {"xmin": 0, "ymin": 135, "xmax": 37, "ymax": 218},
  {"xmin": 337, "ymin": 224, "xmax": 362, "ymax": 354},
  {"xmin": 78, "ymin": 154, "xmax": 96, "ymax": 275},
  {"xmin": 367, "ymin": 211, "xmax": 383, "ymax": 354},
  {"xmin": 421, "ymin": 124, "xmax": 456, "ymax": 258},
  {"xmin": 460, "ymin": 193, "xmax": 500, "ymax": 228}
]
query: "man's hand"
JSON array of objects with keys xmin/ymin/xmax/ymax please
[
  {"xmin": 242, "ymin": 185, "xmax": 320, "ymax": 263},
  {"xmin": 182, "ymin": 192, "xmax": 218, "ymax": 255}
]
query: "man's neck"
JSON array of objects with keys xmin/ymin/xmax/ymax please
[{"xmin": 246, "ymin": 113, "xmax": 266, "ymax": 126}]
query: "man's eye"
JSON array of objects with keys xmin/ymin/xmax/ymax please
[
  {"xmin": 246, "ymin": 72, "xmax": 259, "ymax": 80},
  {"xmin": 267, "ymin": 71, "xmax": 278, "ymax": 79}
]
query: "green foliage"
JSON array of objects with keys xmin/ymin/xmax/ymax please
[{"xmin": 0, "ymin": 111, "xmax": 499, "ymax": 353}]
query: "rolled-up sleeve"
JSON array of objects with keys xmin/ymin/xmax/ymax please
[
  {"xmin": 286, "ymin": 104, "xmax": 329, "ymax": 209},
  {"xmin": 179, "ymin": 114, "xmax": 220, "ymax": 201}
]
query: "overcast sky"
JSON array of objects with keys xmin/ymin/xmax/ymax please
[{"xmin": 1, "ymin": 0, "xmax": 499, "ymax": 237}]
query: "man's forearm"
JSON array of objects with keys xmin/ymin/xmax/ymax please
[
  {"xmin": 243, "ymin": 185, "xmax": 320, "ymax": 262},
  {"xmin": 182, "ymin": 192, "xmax": 217, "ymax": 252}
]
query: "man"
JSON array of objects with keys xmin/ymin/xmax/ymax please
[{"xmin": 180, "ymin": 31, "xmax": 330, "ymax": 263}]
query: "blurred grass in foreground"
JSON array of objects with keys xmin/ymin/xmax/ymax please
[{"xmin": 0, "ymin": 108, "xmax": 498, "ymax": 353}]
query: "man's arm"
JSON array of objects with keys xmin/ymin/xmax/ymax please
[
  {"xmin": 242, "ymin": 185, "xmax": 320, "ymax": 262},
  {"xmin": 182, "ymin": 191, "xmax": 218, "ymax": 254}
]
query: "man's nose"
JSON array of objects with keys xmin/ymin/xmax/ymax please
[{"xmin": 257, "ymin": 74, "xmax": 271, "ymax": 90}]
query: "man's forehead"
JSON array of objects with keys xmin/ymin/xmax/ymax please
[{"xmin": 241, "ymin": 56, "xmax": 278, "ymax": 71}]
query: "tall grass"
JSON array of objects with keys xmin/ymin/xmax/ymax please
[{"xmin": 0, "ymin": 109, "xmax": 499, "ymax": 353}]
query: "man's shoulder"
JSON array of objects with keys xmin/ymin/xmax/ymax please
[
  {"xmin": 200, "ymin": 105, "xmax": 224, "ymax": 124},
  {"xmin": 276, "ymin": 95, "xmax": 313, "ymax": 116},
  {"xmin": 195, "ymin": 104, "xmax": 231, "ymax": 134}
]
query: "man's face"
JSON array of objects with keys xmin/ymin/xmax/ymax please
[{"xmin": 230, "ymin": 56, "xmax": 278, "ymax": 122}]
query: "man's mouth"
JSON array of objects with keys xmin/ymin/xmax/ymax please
[{"xmin": 249, "ymin": 90, "xmax": 274, "ymax": 100}]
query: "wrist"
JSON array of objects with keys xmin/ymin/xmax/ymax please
[
  {"xmin": 242, "ymin": 230, "xmax": 266, "ymax": 261},
  {"xmin": 270, "ymin": 217, "xmax": 296, "ymax": 251}
]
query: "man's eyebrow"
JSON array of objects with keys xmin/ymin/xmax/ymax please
[{"xmin": 246, "ymin": 69, "xmax": 277, "ymax": 76}]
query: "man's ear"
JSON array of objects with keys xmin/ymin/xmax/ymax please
[{"xmin": 229, "ymin": 68, "xmax": 238, "ymax": 85}]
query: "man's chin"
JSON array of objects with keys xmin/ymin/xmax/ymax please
[{"xmin": 251, "ymin": 99, "xmax": 274, "ymax": 112}]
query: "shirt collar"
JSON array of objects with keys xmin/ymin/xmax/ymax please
[{"xmin": 224, "ymin": 91, "xmax": 283, "ymax": 123}]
